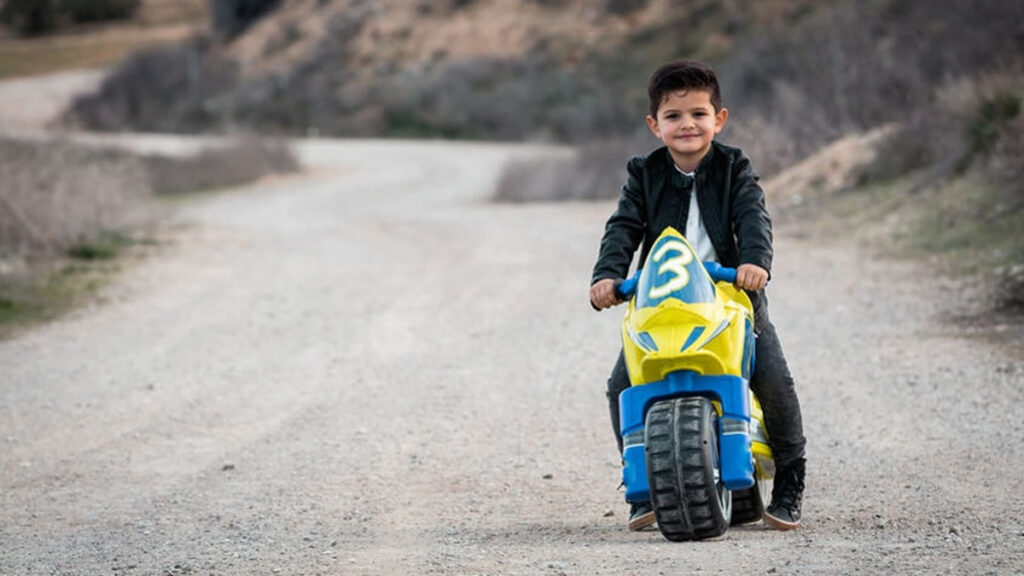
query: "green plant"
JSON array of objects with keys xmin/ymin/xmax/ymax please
[
  {"xmin": 606, "ymin": 0, "xmax": 650, "ymax": 16},
  {"xmin": 60, "ymin": 0, "xmax": 140, "ymax": 23},
  {"xmin": 967, "ymin": 91, "xmax": 1021, "ymax": 156},
  {"xmin": 66, "ymin": 232, "xmax": 131, "ymax": 261},
  {"xmin": 0, "ymin": 0, "xmax": 58, "ymax": 35},
  {"xmin": 0, "ymin": 0, "xmax": 140, "ymax": 35},
  {"xmin": 211, "ymin": 0, "xmax": 283, "ymax": 37}
]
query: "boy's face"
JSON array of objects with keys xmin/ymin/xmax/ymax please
[{"xmin": 646, "ymin": 89, "xmax": 728, "ymax": 171}]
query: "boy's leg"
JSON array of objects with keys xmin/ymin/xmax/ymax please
[
  {"xmin": 751, "ymin": 299, "xmax": 807, "ymax": 530},
  {"xmin": 606, "ymin": 351, "xmax": 655, "ymax": 531},
  {"xmin": 606, "ymin": 351, "xmax": 631, "ymax": 455}
]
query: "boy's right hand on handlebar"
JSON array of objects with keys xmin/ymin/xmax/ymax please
[{"xmin": 590, "ymin": 278, "xmax": 623, "ymax": 310}]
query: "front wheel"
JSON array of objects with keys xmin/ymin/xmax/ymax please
[{"xmin": 645, "ymin": 397, "xmax": 731, "ymax": 541}]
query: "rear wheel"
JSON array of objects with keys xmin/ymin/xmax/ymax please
[
  {"xmin": 645, "ymin": 397, "xmax": 731, "ymax": 541},
  {"xmin": 731, "ymin": 480, "xmax": 766, "ymax": 525}
]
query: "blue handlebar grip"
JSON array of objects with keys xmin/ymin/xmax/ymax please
[
  {"xmin": 703, "ymin": 261, "xmax": 737, "ymax": 284},
  {"xmin": 615, "ymin": 274, "xmax": 640, "ymax": 300}
]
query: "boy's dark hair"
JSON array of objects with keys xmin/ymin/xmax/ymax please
[{"xmin": 648, "ymin": 60, "xmax": 722, "ymax": 117}]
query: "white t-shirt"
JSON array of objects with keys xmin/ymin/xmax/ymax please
[{"xmin": 676, "ymin": 166, "xmax": 719, "ymax": 264}]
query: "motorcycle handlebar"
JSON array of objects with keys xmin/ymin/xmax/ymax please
[
  {"xmin": 703, "ymin": 261, "xmax": 738, "ymax": 284},
  {"xmin": 613, "ymin": 262, "xmax": 738, "ymax": 300}
]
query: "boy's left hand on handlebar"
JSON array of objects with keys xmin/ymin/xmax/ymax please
[{"xmin": 735, "ymin": 264, "xmax": 769, "ymax": 291}]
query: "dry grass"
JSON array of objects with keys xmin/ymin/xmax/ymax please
[
  {"xmin": 0, "ymin": 136, "xmax": 156, "ymax": 337},
  {"xmin": 0, "ymin": 24, "xmax": 196, "ymax": 78},
  {"xmin": 0, "ymin": 0, "xmax": 205, "ymax": 79},
  {"xmin": 0, "ymin": 137, "xmax": 155, "ymax": 254}
]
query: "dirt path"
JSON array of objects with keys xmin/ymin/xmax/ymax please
[
  {"xmin": 1, "ymin": 138, "xmax": 1023, "ymax": 575},
  {"xmin": 0, "ymin": 69, "xmax": 105, "ymax": 130}
]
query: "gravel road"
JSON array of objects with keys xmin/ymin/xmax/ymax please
[
  {"xmin": 0, "ymin": 69, "xmax": 104, "ymax": 131},
  {"xmin": 2, "ymin": 138, "xmax": 1023, "ymax": 575}
]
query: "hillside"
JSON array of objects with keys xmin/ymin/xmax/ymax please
[
  {"xmin": 38, "ymin": 0, "xmax": 1024, "ymax": 309},
  {"xmin": 65, "ymin": 0, "xmax": 812, "ymax": 139}
]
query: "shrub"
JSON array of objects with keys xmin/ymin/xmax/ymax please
[
  {"xmin": 0, "ymin": 137, "xmax": 154, "ymax": 254},
  {"xmin": 995, "ymin": 265, "xmax": 1024, "ymax": 309},
  {"xmin": 378, "ymin": 55, "xmax": 634, "ymax": 142},
  {"xmin": 0, "ymin": 0, "xmax": 140, "ymax": 35},
  {"xmin": 211, "ymin": 0, "xmax": 283, "ymax": 38},
  {"xmin": 143, "ymin": 137, "xmax": 300, "ymax": 195},
  {"xmin": 0, "ymin": 0, "xmax": 59, "ymax": 35},
  {"xmin": 868, "ymin": 73, "xmax": 1024, "ymax": 188},
  {"xmin": 605, "ymin": 0, "xmax": 651, "ymax": 16},
  {"xmin": 66, "ymin": 37, "xmax": 240, "ymax": 133},
  {"xmin": 61, "ymin": 0, "xmax": 140, "ymax": 24},
  {"xmin": 968, "ymin": 91, "xmax": 1021, "ymax": 157}
]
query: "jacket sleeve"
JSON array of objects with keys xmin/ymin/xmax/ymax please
[
  {"xmin": 730, "ymin": 153, "xmax": 773, "ymax": 275},
  {"xmin": 591, "ymin": 157, "xmax": 647, "ymax": 285}
]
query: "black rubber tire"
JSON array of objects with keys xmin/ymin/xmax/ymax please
[
  {"xmin": 645, "ymin": 397, "xmax": 731, "ymax": 541},
  {"xmin": 730, "ymin": 482, "xmax": 765, "ymax": 525}
]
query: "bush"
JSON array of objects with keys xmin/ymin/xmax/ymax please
[
  {"xmin": 0, "ymin": 0, "xmax": 59, "ymax": 35},
  {"xmin": 0, "ymin": 137, "xmax": 154, "ymax": 254},
  {"xmin": 868, "ymin": 73, "xmax": 1024, "ymax": 189},
  {"xmin": 605, "ymin": 0, "xmax": 650, "ymax": 16},
  {"xmin": 0, "ymin": 0, "xmax": 140, "ymax": 35},
  {"xmin": 61, "ymin": 0, "xmax": 140, "ymax": 23},
  {"xmin": 378, "ymin": 55, "xmax": 634, "ymax": 141},
  {"xmin": 66, "ymin": 37, "xmax": 240, "ymax": 133},
  {"xmin": 211, "ymin": 0, "xmax": 283, "ymax": 38},
  {"xmin": 995, "ymin": 265, "xmax": 1024, "ymax": 309},
  {"xmin": 143, "ymin": 137, "xmax": 300, "ymax": 195},
  {"xmin": 968, "ymin": 91, "xmax": 1021, "ymax": 157}
]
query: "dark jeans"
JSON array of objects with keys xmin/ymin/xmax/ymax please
[{"xmin": 605, "ymin": 294, "xmax": 806, "ymax": 470}]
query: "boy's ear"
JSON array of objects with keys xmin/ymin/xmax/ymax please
[
  {"xmin": 645, "ymin": 115, "xmax": 660, "ymax": 137},
  {"xmin": 714, "ymin": 107, "xmax": 729, "ymax": 134}
]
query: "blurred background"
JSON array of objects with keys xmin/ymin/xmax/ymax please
[{"xmin": 1, "ymin": 0, "xmax": 1023, "ymax": 324}]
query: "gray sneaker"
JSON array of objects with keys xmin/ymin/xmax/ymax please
[{"xmin": 628, "ymin": 501, "xmax": 656, "ymax": 531}]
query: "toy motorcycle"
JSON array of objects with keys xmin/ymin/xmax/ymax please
[{"xmin": 614, "ymin": 226, "xmax": 774, "ymax": 541}]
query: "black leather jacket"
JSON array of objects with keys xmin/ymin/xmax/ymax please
[{"xmin": 591, "ymin": 141, "xmax": 773, "ymax": 288}]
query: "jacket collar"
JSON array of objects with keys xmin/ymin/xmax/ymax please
[
  {"xmin": 655, "ymin": 144, "xmax": 717, "ymax": 189},
  {"xmin": 658, "ymin": 143, "xmax": 717, "ymax": 174}
]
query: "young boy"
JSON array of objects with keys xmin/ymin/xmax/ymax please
[{"xmin": 589, "ymin": 60, "xmax": 807, "ymax": 532}]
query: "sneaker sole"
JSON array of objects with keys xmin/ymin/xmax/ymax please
[
  {"xmin": 762, "ymin": 511, "xmax": 801, "ymax": 531},
  {"xmin": 628, "ymin": 511, "xmax": 657, "ymax": 531}
]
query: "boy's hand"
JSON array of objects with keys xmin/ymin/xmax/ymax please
[
  {"xmin": 735, "ymin": 264, "xmax": 769, "ymax": 291},
  {"xmin": 590, "ymin": 278, "xmax": 623, "ymax": 310}
]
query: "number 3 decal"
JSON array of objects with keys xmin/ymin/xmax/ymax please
[{"xmin": 649, "ymin": 239, "xmax": 693, "ymax": 299}]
